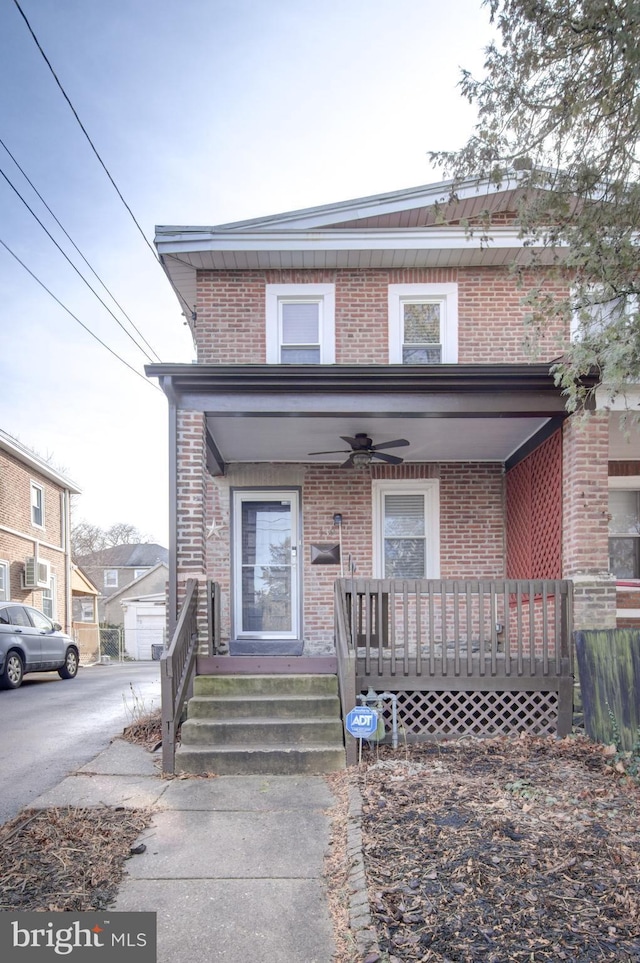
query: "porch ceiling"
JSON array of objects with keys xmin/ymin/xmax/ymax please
[{"xmin": 148, "ymin": 363, "xmax": 583, "ymax": 474}]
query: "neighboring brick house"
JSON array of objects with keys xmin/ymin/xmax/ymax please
[
  {"xmin": 0, "ymin": 428, "xmax": 80, "ymax": 632},
  {"xmin": 74, "ymin": 544, "xmax": 168, "ymax": 623},
  {"xmin": 146, "ymin": 176, "xmax": 639, "ymax": 749}
]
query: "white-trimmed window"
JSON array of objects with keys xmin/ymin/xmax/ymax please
[
  {"xmin": 388, "ymin": 284, "xmax": 458, "ymax": 364},
  {"xmin": 571, "ymin": 289, "xmax": 638, "ymax": 341},
  {"xmin": 134, "ymin": 568, "xmax": 148, "ymax": 579},
  {"xmin": 373, "ymin": 480, "xmax": 440, "ymax": 579},
  {"xmin": 608, "ymin": 479, "xmax": 640, "ymax": 579},
  {"xmin": 266, "ymin": 284, "xmax": 335, "ymax": 364},
  {"xmin": 104, "ymin": 569, "xmax": 118, "ymax": 588},
  {"xmin": 30, "ymin": 481, "xmax": 44, "ymax": 528},
  {"xmin": 0, "ymin": 560, "xmax": 8, "ymax": 601},
  {"xmin": 42, "ymin": 576, "xmax": 56, "ymax": 619}
]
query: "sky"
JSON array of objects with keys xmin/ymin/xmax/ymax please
[{"xmin": 0, "ymin": 0, "xmax": 495, "ymax": 547}]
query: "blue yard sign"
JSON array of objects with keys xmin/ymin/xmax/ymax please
[{"xmin": 345, "ymin": 706, "xmax": 378, "ymax": 738}]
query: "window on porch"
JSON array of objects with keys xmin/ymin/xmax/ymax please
[{"xmin": 373, "ymin": 480, "xmax": 440, "ymax": 578}]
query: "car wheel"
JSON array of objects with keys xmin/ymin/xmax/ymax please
[
  {"xmin": 58, "ymin": 647, "xmax": 79, "ymax": 680},
  {"xmin": 1, "ymin": 650, "xmax": 24, "ymax": 689}
]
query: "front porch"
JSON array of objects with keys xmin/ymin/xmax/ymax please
[{"xmin": 160, "ymin": 576, "xmax": 573, "ymax": 773}]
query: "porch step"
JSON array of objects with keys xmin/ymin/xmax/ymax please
[
  {"xmin": 181, "ymin": 717, "xmax": 344, "ymax": 746},
  {"xmin": 175, "ymin": 673, "xmax": 346, "ymax": 775},
  {"xmin": 186, "ymin": 693, "xmax": 341, "ymax": 720},
  {"xmin": 174, "ymin": 745, "xmax": 345, "ymax": 776},
  {"xmin": 193, "ymin": 673, "xmax": 339, "ymax": 697}
]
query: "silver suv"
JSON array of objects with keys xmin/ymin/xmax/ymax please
[{"xmin": 0, "ymin": 602, "xmax": 80, "ymax": 689}]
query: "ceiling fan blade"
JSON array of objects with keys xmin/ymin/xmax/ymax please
[
  {"xmin": 339, "ymin": 455, "xmax": 355, "ymax": 469},
  {"xmin": 370, "ymin": 438, "xmax": 410, "ymax": 451},
  {"xmin": 307, "ymin": 448, "xmax": 350, "ymax": 456},
  {"xmin": 340, "ymin": 435, "xmax": 372, "ymax": 450},
  {"xmin": 372, "ymin": 451, "xmax": 404, "ymax": 465}
]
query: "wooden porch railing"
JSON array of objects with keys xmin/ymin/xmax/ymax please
[
  {"xmin": 334, "ymin": 578, "xmax": 575, "ymax": 741},
  {"xmin": 334, "ymin": 579, "xmax": 357, "ymax": 765},
  {"xmin": 160, "ymin": 578, "xmax": 199, "ymax": 774}
]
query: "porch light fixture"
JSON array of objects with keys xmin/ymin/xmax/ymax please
[{"xmin": 351, "ymin": 450, "xmax": 372, "ymax": 468}]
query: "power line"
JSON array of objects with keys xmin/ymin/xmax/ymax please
[
  {"xmin": 0, "ymin": 236, "xmax": 161, "ymax": 393},
  {"xmin": 0, "ymin": 136, "xmax": 163, "ymax": 362},
  {"xmin": 0, "ymin": 162, "xmax": 157, "ymax": 364},
  {"xmin": 10, "ymin": 0, "xmax": 196, "ymax": 322}
]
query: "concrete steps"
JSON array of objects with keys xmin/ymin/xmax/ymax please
[{"xmin": 175, "ymin": 674, "xmax": 346, "ymax": 775}]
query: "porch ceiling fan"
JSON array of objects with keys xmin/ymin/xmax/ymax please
[{"xmin": 307, "ymin": 433, "xmax": 410, "ymax": 468}]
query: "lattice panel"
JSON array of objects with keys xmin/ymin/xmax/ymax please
[
  {"xmin": 367, "ymin": 689, "xmax": 558, "ymax": 739},
  {"xmin": 506, "ymin": 430, "xmax": 562, "ymax": 579},
  {"xmin": 530, "ymin": 430, "xmax": 562, "ymax": 577}
]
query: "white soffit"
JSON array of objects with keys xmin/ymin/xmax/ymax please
[{"xmin": 205, "ymin": 415, "xmax": 550, "ymax": 464}]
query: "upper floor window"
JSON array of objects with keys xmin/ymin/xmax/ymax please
[
  {"xmin": 388, "ymin": 284, "xmax": 458, "ymax": 364},
  {"xmin": 30, "ymin": 481, "xmax": 44, "ymax": 528},
  {"xmin": 0, "ymin": 560, "xmax": 8, "ymax": 601},
  {"xmin": 134, "ymin": 568, "xmax": 148, "ymax": 579},
  {"xmin": 571, "ymin": 289, "xmax": 638, "ymax": 341},
  {"xmin": 609, "ymin": 488, "xmax": 640, "ymax": 579},
  {"xmin": 104, "ymin": 569, "xmax": 118, "ymax": 588},
  {"xmin": 266, "ymin": 284, "xmax": 335, "ymax": 364}
]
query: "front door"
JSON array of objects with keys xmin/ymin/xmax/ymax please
[{"xmin": 231, "ymin": 490, "xmax": 302, "ymax": 655}]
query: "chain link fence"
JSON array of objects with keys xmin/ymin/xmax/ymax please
[{"xmin": 99, "ymin": 627, "xmax": 124, "ymax": 663}]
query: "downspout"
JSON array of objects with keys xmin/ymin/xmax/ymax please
[
  {"xmin": 168, "ymin": 397, "xmax": 178, "ymax": 639},
  {"xmin": 63, "ymin": 489, "xmax": 72, "ymax": 633}
]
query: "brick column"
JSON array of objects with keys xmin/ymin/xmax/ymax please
[
  {"xmin": 175, "ymin": 409, "xmax": 209, "ymax": 648},
  {"xmin": 562, "ymin": 411, "xmax": 616, "ymax": 629}
]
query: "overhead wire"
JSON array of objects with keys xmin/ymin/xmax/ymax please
[
  {"xmin": 10, "ymin": 0, "xmax": 196, "ymax": 323},
  {"xmin": 0, "ymin": 236, "xmax": 162, "ymax": 393},
  {"xmin": 0, "ymin": 162, "xmax": 158, "ymax": 364},
  {"xmin": 0, "ymin": 136, "xmax": 162, "ymax": 362}
]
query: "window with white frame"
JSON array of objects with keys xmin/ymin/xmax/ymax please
[
  {"xmin": 609, "ymin": 487, "xmax": 640, "ymax": 579},
  {"xmin": 373, "ymin": 480, "xmax": 440, "ymax": 579},
  {"xmin": 104, "ymin": 569, "xmax": 118, "ymax": 588},
  {"xmin": 0, "ymin": 560, "xmax": 8, "ymax": 601},
  {"xmin": 266, "ymin": 284, "xmax": 335, "ymax": 364},
  {"xmin": 134, "ymin": 568, "xmax": 148, "ymax": 579},
  {"xmin": 42, "ymin": 576, "xmax": 56, "ymax": 619},
  {"xmin": 388, "ymin": 284, "xmax": 458, "ymax": 364},
  {"xmin": 30, "ymin": 481, "xmax": 44, "ymax": 527},
  {"xmin": 571, "ymin": 289, "xmax": 638, "ymax": 341}
]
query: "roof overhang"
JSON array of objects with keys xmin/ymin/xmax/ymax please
[
  {"xmin": 0, "ymin": 429, "xmax": 81, "ymax": 493},
  {"xmin": 147, "ymin": 363, "xmax": 585, "ymax": 475}
]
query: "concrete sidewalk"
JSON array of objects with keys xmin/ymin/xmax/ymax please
[{"xmin": 28, "ymin": 740, "xmax": 338, "ymax": 963}]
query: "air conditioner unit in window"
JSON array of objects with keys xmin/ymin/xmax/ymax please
[{"xmin": 22, "ymin": 557, "xmax": 51, "ymax": 589}]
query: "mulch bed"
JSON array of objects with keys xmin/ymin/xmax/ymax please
[
  {"xmin": 0, "ymin": 806, "xmax": 152, "ymax": 912},
  {"xmin": 0, "ymin": 712, "xmax": 162, "ymax": 913},
  {"xmin": 356, "ymin": 736, "xmax": 640, "ymax": 962}
]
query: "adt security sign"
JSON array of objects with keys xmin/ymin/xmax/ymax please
[{"xmin": 345, "ymin": 706, "xmax": 378, "ymax": 738}]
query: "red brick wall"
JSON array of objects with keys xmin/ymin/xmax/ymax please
[
  {"xmin": 202, "ymin": 461, "xmax": 506, "ymax": 648},
  {"xmin": 194, "ymin": 267, "xmax": 569, "ymax": 365},
  {"xmin": 0, "ymin": 449, "xmax": 68, "ymax": 622}
]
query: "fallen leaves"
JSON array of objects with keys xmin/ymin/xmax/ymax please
[{"xmin": 357, "ymin": 736, "xmax": 640, "ymax": 962}]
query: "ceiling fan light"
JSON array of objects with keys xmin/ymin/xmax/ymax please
[{"xmin": 351, "ymin": 451, "xmax": 372, "ymax": 468}]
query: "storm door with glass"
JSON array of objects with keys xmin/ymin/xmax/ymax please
[{"xmin": 231, "ymin": 490, "xmax": 301, "ymax": 655}]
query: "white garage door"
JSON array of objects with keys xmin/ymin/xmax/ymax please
[{"xmin": 135, "ymin": 613, "xmax": 165, "ymax": 660}]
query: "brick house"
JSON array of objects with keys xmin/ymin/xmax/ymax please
[
  {"xmin": 147, "ymin": 177, "xmax": 639, "ymax": 769},
  {"xmin": 0, "ymin": 428, "xmax": 80, "ymax": 634}
]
